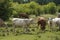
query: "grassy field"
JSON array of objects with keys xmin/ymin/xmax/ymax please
[
  {"xmin": 0, "ymin": 14, "xmax": 60, "ymax": 40},
  {"xmin": 0, "ymin": 27, "xmax": 60, "ymax": 40}
]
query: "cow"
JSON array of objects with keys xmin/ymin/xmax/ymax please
[
  {"xmin": 51, "ymin": 18, "xmax": 60, "ymax": 31},
  {"xmin": 18, "ymin": 13, "xmax": 29, "ymax": 18},
  {"xmin": 48, "ymin": 17, "xmax": 53, "ymax": 29},
  {"xmin": 48, "ymin": 17, "xmax": 60, "ymax": 31},
  {"xmin": 12, "ymin": 18, "xmax": 34, "ymax": 32},
  {"xmin": 37, "ymin": 17, "xmax": 47, "ymax": 31}
]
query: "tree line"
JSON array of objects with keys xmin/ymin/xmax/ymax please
[
  {"xmin": 0, "ymin": 0, "xmax": 60, "ymax": 21},
  {"xmin": 13, "ymin": 0, "xmax": 60, "ymax": 5}
]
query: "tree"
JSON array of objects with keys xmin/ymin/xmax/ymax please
[
  {"xmin": 0, "ymin": 0, "xmax": 13, "ymax": 21},
  {"xmin": 47, "ymin": 2, "xmax": 56, "ymax": 14},
  {"xmin": 53, "ymin": 0, "xmax": 60, "ymax": 5}
]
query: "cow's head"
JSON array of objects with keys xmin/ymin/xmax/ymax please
[{"xmin": 30, "ymin": 18, "xmax": 35, "ymax": 24}]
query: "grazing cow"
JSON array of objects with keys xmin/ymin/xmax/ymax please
[
  {"xmin": 48, "ymin": 17, "xmax": 53, "ymax": 29},
  {"xmin": 37, "ymin": 17, "xmax": 47, "ymax": 31},
  {"xmin": 47, "ymin": 17, "xmax": 60, "ymax": 31},
  {"xmin": 18, "ymin": 13, "xmax": 29, "ymax": 18},
  {"xmin": 12, "ymin": 18, "xmax": 34, "ymax": 32},
  {"xmin": 52, "ymin": 18, "xmax": 60, "ymax": 30}
]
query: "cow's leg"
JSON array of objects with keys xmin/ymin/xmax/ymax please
[
  {"xmin": 25, "ymin": 25, "xmax": 28, "ymax": 33},
  {"xmin": 12, "ymin": 23, "xmax": 16, "ymax": 33},
  {"xmin": 49, "ymin": 21, "xmax": 52, "ymax": 30},
  {"xmin": 24, "ymin": 25, "xmax": 30, "ymax": 33},
  {"xmin": 14, "ymin": 25, "xmax": 16, "ymax": 33},
  {"xmin": 59, "ymin": 24, "xmax": 60, "ymax": 31},
  {"xmin": 23, "ymin": 25, "xmax": 27, "ymax": 33},
  {"xmin": 51, "ymin": 22, "xmax": 53, "ymax": 31},
  {"xmin": 23, "ymin": 26, "xmax": 26, "ymax": 33},
  {"xmin": 5, "ymin": 23, "xmax": 8, "ymax": 35},
  {"xmin": 41, "ymin": 26, "xmax": 45, "ymax": 31},
  {"xmin": 38, "ymin": 21, "xmax": 40, "ymax": 26},
  {"xmin": 52, "ymin": 22, "xmax": 56, "ymax": 31},
  {"xmin": 23, "ymin": 26, "xmax": 25, "ymax": 33},
  {"xmin": 27, "ymin": 25, "xmax": 30, "ymax": 32},
  {"xmin": 59, "ymin": 26, "xmax": 60, "ymax": 31}
]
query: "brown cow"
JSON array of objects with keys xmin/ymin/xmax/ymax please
[
  {"xmin": 18, "ymin": 13, "xmax": 29, "ymax": 18},
  {"xmin": 37, "ymin": 17, "xmax": 47, "ymax": 31}
]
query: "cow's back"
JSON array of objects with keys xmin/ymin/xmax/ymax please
[
  {"xmin": 12, "ymin": 18, "xmax": 33, "ymax": 26},
  {"xmin": 12, "ymin": 18, "xmax": 26, "ymax": 26}
]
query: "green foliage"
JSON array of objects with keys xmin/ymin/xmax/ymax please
[
  {"xmin": 0, "ymin": 0, "xmax": 13, "ymax": 21},
  {"xmin": 28, "ymin": 1, "xmax": 41, "ymax": 15},
  {"xmin": 53, "ymin": 0, "xmax": 60, "ymax": 5},
  {"xmin": 0, "ymin": 1, "xmax": 58, "ymax": 19},
  {"xmin": 46, "ymin": 2, "xmax": 57, "ymax": 14},
  {"xmin": 11, "ymin": 2, "xmax": 57, "ymax": 17},
  {"xmin": 0, "ymin": 0, "xmax": 5, "ymax": 3},
  {"xmin": 13, "ymin": 0, "xmax": 60, "ymax": 5},
  {"xmin": 42, "ymin": 2, "xmax": 57, "ymax": 14},
  {"xmin": 11, "ymin": 1, "xmax": 42, "ymax": 17},
  {"xmin": 57, "ymin": 6, "xmax": 60, "ymax": 13}
]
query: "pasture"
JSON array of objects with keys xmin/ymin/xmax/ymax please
[{"xmin": 0, "ymin": 14, "xmax": 60, "ymax": 40}]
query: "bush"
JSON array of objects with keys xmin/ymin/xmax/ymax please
[
  {"xmin": 0, "ymin": 0, "xmax": 13, "ymax": 21},
  {"xmin": 12, "ymin": 1, "xmax": 42, "ymax": 17},
  {"xmin": 46, "ymin": 2, "xmax": 57, "ymax": 14},
  {"xmin": 11, "ymin": 2, "xmax": 57, "ymax": 17},
  {"xmin": 57, "ymin": 6, "xmax": 60, "ymax": 13}
]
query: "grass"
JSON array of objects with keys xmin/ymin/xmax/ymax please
[
  {"xmin": 0, "ymin": 26, "xmax": 60, "ymax": 40},
  {"xmin": 0, "ymin": 14, "xmax": 60, "ymax": 40},
  {"xmin": 0, "ymin": 32, "xmax": 60, "ymax": 40}
]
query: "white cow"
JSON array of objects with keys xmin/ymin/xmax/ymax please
[
  {"xmin": 51, "ymin": 18, "xmax": 60, "ymax": 31},
  {"xmin": 48, "ymin": 17, "xmax": 54, "ymax": 30},
  {"xmin": 12, "ymin": 18, "xmax": 34, "ymax": 32}
]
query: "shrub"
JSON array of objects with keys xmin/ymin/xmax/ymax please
[
  {"xmin": 0, "ymin": 0, "xmax": 13, "ymax": 21},
  {"xmin": 11, "ymin": 2, "xmax": 57, "ymax": 17},
  {"xmin": 46, "ymin": 2, "xmax": 57, "ymax": 14}
]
